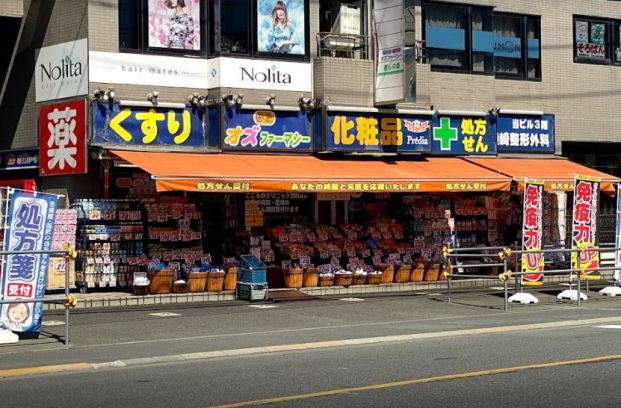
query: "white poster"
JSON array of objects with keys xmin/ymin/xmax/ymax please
[
  {"xmin": 373, "ymin": 0, "xmax": 404, "ymax": 105},
  {"xmin": 89, "ymin": 51, "xmax": 211, "ymax": 88},
  {"xmin": 35, "ymin": 39, "xmax": 88, "ymax": 102}
]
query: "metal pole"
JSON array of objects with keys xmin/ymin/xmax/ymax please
[
  {"xmin": 577, "ymin": 268, "xmax": 581, "ymax": 306},
  {"xmin": 504, "ymin": 276, "xmax": 508, "ymax": 312},
  {"xmin": 447, "ymin": 273, "xmax": 452, "ymax": 304},
  {"xmin": 64, "ymin": 255, "xmax": 70, "ymax": 346}
]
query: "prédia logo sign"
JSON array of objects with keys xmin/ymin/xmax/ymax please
[{"xmin": 35, "ymin": 39, "xmax": 88, "ymax": 102}]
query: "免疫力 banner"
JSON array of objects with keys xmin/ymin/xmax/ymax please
[
  {"xmin": 521, "ymin": 180, "xmax": 544, "ymax": 286},
  {"xmin": 571, "ymin": 175, "xmax": 601, "ymax": 280},
  {"xmin": 0, "ymin": 190, "xmax": 58, "ymax": 333},
  {"xmin": 614, "ymin": 183, "xmax": 621, "ymax": 284}
]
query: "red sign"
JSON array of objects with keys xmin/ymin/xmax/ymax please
[
  {"xmin": 571, "ymin": 176, "xmax": 600, "ymax": 279},
  {"xmin": 39, "ymin": 99, "xmax": 87, "ymax": 176},
  {"xmin": 521, "ymin": 180, "xmax": 544, "ymax": 285}
]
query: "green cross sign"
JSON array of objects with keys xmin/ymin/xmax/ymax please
[{"xmin": 433, "ymin": 117, "xmax": 458, "ymax": 150}]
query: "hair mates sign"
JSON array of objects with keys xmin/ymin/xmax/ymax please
[
  {"xmin": 35, "ymin": 39, "xmax": 88, "ymax": 102},
  {"xmin": 39, "ymin": 100, "xmax": 87, "ymax": 176}
]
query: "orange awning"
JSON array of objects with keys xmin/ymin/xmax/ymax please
[
  {"xmin": 464, "ymin": 157, "xmax": 619, "ymax": 194},
  {"xmin": 110, "ymin": 151, "xmax": 512, "ymax": 193}
]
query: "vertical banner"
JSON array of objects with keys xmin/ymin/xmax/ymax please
[
  {"xmin": 0, "ymin": 190, "xmax": 58, "ymax": 333},
  {"xmin": 373, "ymin": 0, "xmax": 405, "ymax": 105},
  {"xmin": 571, "ymin": 175, "xmax": 601, "ymax": 280},
  {"xmin": 521, "ymin": 180, "xmax": 545, "ymax": 286},
  {"xmin": 615, "ymin": 183, "xmax": 621, "ymax": 284}
]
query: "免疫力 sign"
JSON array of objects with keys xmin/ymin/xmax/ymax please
[
  {"xmin": 92, "ymin": 103, "xmax": 205, "ymax": 148},
  {"xmin": 431, "ymin": 115, "xmax": 496, "ymax": 155},
  {"xmin": 325, "ymin": 112, "xmax": 431, "ymax": 152},
  {"xmin": 497, "ymin": 114, "xmax": 555, "ymax": 153},
  {"xmin": 571, "ymin": 175, "xmax": 600, "ymax": 280},
  {"xmin": 223, "ymin": 109, "xmax": 312, "ymax": 151},
  {"xmin": 39, "ymin": 100, "xmax": 87, "ymax": 176},
  {"xmin": 521, "ymin": 180, "xmax": 544, "ymax": 285}
]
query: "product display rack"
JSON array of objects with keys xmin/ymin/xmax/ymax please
[{"xmin": 74, "ymin": 199, "xmax": 146, "ymax": 292}]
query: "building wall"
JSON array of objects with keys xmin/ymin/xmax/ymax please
[
  {"xmin": 412, "ymin": 0, "xmax": 621, "ymax": 153},
  {"xmin": 0, "ymin": 0, "xmax": 24, "ymax": 17},
  {"xmin": 10, "ymin": 0, "xmax": 88, "ymax": 149}
]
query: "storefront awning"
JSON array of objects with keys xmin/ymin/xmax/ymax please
[
  {"xmin": 110, "ymin": 151, "xmax": 512, "ymax": 193},
  {"xmin": 464, "ymin": 157, "xmax": 619, "ymax": 194}
]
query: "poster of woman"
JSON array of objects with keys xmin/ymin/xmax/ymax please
[
  {"xmin": 257, "ymin": 0, "xmax": 306, "ymax": 55},
  {"xmin": 148, "ymin": 0, "xmax": 201, "ymax": 51}
]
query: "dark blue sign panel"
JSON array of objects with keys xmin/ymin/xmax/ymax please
[
  {"xmin": 496, "ymin": 114, "xmax": 555, "ymax": 153},
  {"xmin": 92, "ymin": 103, "xmax": 205, "ymax": 147},
  {"xmin": 223, "ymin": 108, "xmax": 312, "ymax": 152},
  {"xmin": 325, "ymin": 112, "xmax": 431, "ymax": 152},
  {"xmin": 431, "ymin": 115, "xmax": 496, "ymax": 155},
  {"xmin": 0, "ymin": 149, "xmax": 39, "ymax": 170}
]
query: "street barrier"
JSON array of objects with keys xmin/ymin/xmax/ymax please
[{"xmin": 442, "ymin": 245, "xmax": 621, "ymax": 312}]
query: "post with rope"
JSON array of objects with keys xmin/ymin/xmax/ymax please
[
  {"xmin": 62, "ymin": 244, "xmax": 78, "ymax": 345},
  {"xmin": 443, "ymin": 246, "xmax": 452, "ymax": 304}
]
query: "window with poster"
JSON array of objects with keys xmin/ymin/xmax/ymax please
[
  {"xmin": 573, "ymin": 15, "xmax": 621, "ymax": 66},
  {"xmin": 119, "ymin": 0, "xmax": 205, "ymax": 55}
]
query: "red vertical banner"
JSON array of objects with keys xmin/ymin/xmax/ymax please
[
  {"xmin": 571, "ymin": 175, "xmax": 601, "ymax": 280},
  {"xmin": 521, "ymin": 180, "xmax": 545, "ymax": 286},
  {"xmin": 39, "ymin": 99, "xmax": 87, "ymax": 176}
]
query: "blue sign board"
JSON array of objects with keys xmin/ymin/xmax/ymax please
[
  {"xmin": 0, "ymin": 149, "xmax": 39, "ymax": 170},
  {"xmin": 431, "ymin": 115, "xmax": 496, "ymax": 155},
  {"xmin": 325, "ymin": 112, "xmax": 431, "ymax": 153},
  {"xmin": 223, "ymin": 108, "xmax": 312, "ymax": 152},
  {"xmin": 496, "ymin": 114, "xmax": 555, "ymax": 153},
  {"xmin": 92, "ymin": 103, "xmax": 205, "ymax": 148}
]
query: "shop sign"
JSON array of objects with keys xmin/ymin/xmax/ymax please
[
  {"xmin": 0, "ymin": 191, "xmax": 58, "ymax": 333},
  {"xmin": 497, "ymin": 114, "xmax": 555, "ymax": 153},
  {"xmin": 39, "ymin": 99, "xmax": 87, "ymax": 176},
  {"xmin": 110, "ymin": 172, "xmax": 157, "ymax": 197},
  {"xmin": 35, "ymin": 39, "xmax": 88, "ymax": 102},
  {"xmin": 0, "ymin": 149, "xmax": 39, "ymax": 170},
  {"xmin": 521, "ymin": 180, "xmax": 544, "ymax": 286},
  {"xmin": 431, "ymin": 115, "xmax": 496, "ymax": 155},
  {"xmin": 576, "ymin": 42, "xmax": 606, "ymax": 60},
  {"xmin": 223, "ymin": 109, "xmax": 312, "ymax": 152},
  {"xmin": 325, "ymin": 112, "xmax": 431, "ymax": 152},
  {"xmin": 92, "ymin": 103, "xmax": 205, "ymax": 148},
  {"xmin": 216, "ymin": 57, "xmax": 312, "ymax": 92},
  {"xmin": 570, "ymin": 175, "xmax": 600, "ymax": 280},
  {"xmin": 89, "ymin": 51, "xmax": 211, "ymax": 88}
]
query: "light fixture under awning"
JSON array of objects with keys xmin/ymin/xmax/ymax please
[{"xmin": 110, "ymin": 151, "xmax": 512, "ymax": 194}]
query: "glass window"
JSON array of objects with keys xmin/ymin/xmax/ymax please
[
  {"xmin": 119, "ymin": 0, "xmax": 141, "ymax": 51},
  {"xmin": 574, "ymin": 17, "xmax": 611, "ymax": 64},
  {"xmin": 615, "ymin": 22, "xmax": 621, "ymax": 64},
  {"xmin": 471, "ymin": 8, "xmax": 494, "ymax": 74},
  {"xmin": 493, "ymin": 13, "xmax": 541, "ymax": 81},
  {"xmin": 424, "ymin": 3, "xmax": 468, "ymax": 71},
  {"xmin": 526, "ymin": 17, "xmax": 541, "ymax": 79},
  {"xmin": 211, "ymin": 0, "xmax": 250, "ymax": 55}
]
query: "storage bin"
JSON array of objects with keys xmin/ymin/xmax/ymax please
[
  {"xmin": 351, "ymin": 274, "xmax": 367, "ymax": 285},
  {"xmin": 333, "ymin": 273, "xmax": 353, "ymax": 287},
  {"xmin": 147, "ymin": 269, "xmax": 173, "ymax": 294},
  {"xmin": 132, "ymin": 285, "xmax": 149, "ymax": 296},
  {"xmin": 366, "ymin": 273, "xmax": 382, "ymax": 285},
  {"xmin": 283, "ymin": 267, "xmax": 303, "ymax": 288},
  {"xmin": 375, "ymin": 264, "xmax": 394, "ymax": 284},
  {"xmin": 318, "ymin": 275, "xmax": 334, "ymax": 287},
  {"xmin": 206, "ymin": 271, "xmax": 225, "ymax": 292},
  {"xmin": 224, "ymin": 266, "xmax": 239, "ymax": 291},
  {"xmin": 410, "ymin": 263, "xmax": 426, "ymax": 282},
  {"xmin": 424, "ymin": 264, "xmax": 441, "ymax": 281},
  {"xmin": 394, "ymin": 264, "xmax": 411, "ymax": 283},
  {"xmin": 303, "ymin": 268, "xmax": 319, "ymax": 287},
  {"xmin": 187, "ymin": 272, "xmax": 207, "ymax": 292},
  {"xmin": 172, "ymin": 282, "xmax": 188, "ymax": 294}
]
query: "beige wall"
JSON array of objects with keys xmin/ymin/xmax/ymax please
[
  {"xmin": 0, "ymin": 0, "xmax": 23, "ymax": 17},
  {"xmin": 11, "ymin": 0, "xmax": 88, "ymax": 149}
]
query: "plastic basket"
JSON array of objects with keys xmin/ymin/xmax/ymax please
[
  {"xmin": 410, "ymin": 263, "xmax": 426, "ymax": 282},
  {"xmin": 375, "ymin": 264, "xmax": 394, "ymax": 284},
  {"xmin": 424, "ymin": 264, "xmax": 441, "ymax": 281},
  {"xmin": 172, "ymin": 282, "xmax": 188, "ymax": 294},
  {"xmin": 334, "ymin": 273, "xmax": 353, "ymax": 287},
  {"xmin": 351, "ymin": 274, "xmax": 367, "ymax": 285},
  {"xmin": 224, "ymin": 267, "xmax": 239, "ymax": 291},
  {"xmin": 147, "ymin": 269, "xmax": 173, "ymax": 294},
  {"xmin": 366, "ymin": 273, "xmax": 382, "ymax": 285},
  {"xmin": 318, "ymin": 275, "xmax": 334, "ymax": 287}
]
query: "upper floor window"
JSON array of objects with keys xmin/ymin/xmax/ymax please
[
  {"xmin": 119, "ymin": 0, "xmax": 310, "ymax": 59},
  {"xmin": 573, "ymin": 16, "xmax": 621, "ymax": 65},
  {"xmin": 494, "ymin": 13, "xmax": 541, "ymax": 80},
  {"xmin": 422, "ymin": 2, "xmax": 540, "ymax": 80}
]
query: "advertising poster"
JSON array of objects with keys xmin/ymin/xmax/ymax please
[
  {"xmin": 575, "ymin": 21, "xmax": 588, "ymax": 43},
  {"xmin": 257, "ymin": 0, "xmax": 306, "ymax": 55},
  {"xmin": 521, "ymin": 180, "xmax": 544, "ymax": 286},
  {"xmin": 0, "ymin": 191, "xmax": 58, "ymax": 333},
  {"xmin": 571, "ymin": 175, "xmax": 601, "ymax": 280},
  {"xmin": 148, "ymin": 0, "xmax": 201, "ymax": 51},
  {"xmin": 39, "ymin": 100, "xmax": 87, "ymax": 176}
]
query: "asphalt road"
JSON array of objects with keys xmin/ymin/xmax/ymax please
[{"xmin": 2, "ymin": 285, "xmax": 621, "ymax": 407}]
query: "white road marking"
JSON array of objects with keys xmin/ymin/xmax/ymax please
[
  {"xmin": 41, "ymin": 320, "xmax": 65, "ymax": 326},
  {"xmin": 339, "ymin": 298, "xmax": 364, "ymax": 302},
  {"xmin": 594, "ymin": 325, "xmax": 621, "ymax": 329},
  {"xmin": 248, "ymin": 305, "xmax": 278, "ymax": 309},
  {"xmin": 149, "ymin": 312, "xmax": 181, "ymax": 317}
]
